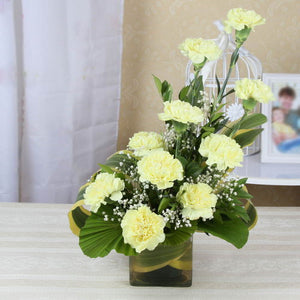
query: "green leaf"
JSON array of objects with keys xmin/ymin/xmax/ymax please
[
  {"xmin": 202, "ymin": 126, "xmax": 215, "ymax": 133},
  {"xmin": 79, "ymin": 213, "xmax": 137, "ymax": 258},
  {"xmin": 164, "ymin": 222, "xmax": 197, "ymax": 246},
  {"xmin": 152, "ymin": 74, "xmax": 162, "ymax": 94},
  {"xmin": 211, "ymin": 112, "xmax": 224, "ymax": 122},
  {"xmin": 197, "ymin": 218, "xmax": 249, "ymax": 249},
  {"xmin": 179, "ymin": 86, "xmax": 190, "ymax": 101},
  {"xmin": 106, "ymin": 152, "xmax": 138, "ymax": 172},
  {"xmin": 161, "ymin": 80, "xmax": 173, "ymax": 102},
  {"xmin": 152, "ymin": 75, "xmax": 172, "ymax": 102},
  {"xmin": 232, "ymin": 205, "xmax": 250, "ymax": 223},
  {"xmin": 76, "ymin": 185, "xmax": 87, "ymax": 202},
  {"xmin": 215, "ymin": 75, "xmax": 221, "ymax": 95},
  {"xmin": 98, "ymin": 164, "xmax": 114, "ymax": 174},
  {"xmin": 244, "ymin": 199, "xmax": 257, "ymax": 230},
  {"xmin": 221, "ymin": 120, "xmax": 239, "ymax": 136},
  {"xmin": 235, "ymin": 188, "xmax": 253, "ymax": 199},
  {"xmin": 239, "ymin": 113, "xmax": 267, "ymax": 129},
  {"xmin": 222, "ymin": 88, "xmax": 235, "ymax": 99},
  {"xmin": 172, "ymin": 120, "xmax": 187, "ymax": 133},
  {"xmin": 185, "ymin": 161, "xmax": 203, "ymax": 178},
  {"xmin": 177, "ymin": 155, "xmax": 188, "ymax": 168},
  {"xmin": 237, "ymin": 178, "xmax": 248, "ymax": 185},
  {"xmin": 234, "ymin": 128, "xmax": 263, "ymax": 148},
  {"xmin": 71, "ymin": 206, "xmax": 89, "ymax": 229},
  {"xmin": 235, "ymin": 26, "xmax": 252, "ymax": 47},
  {"xmin": 243, "ymin": 98, "xmax": 257, "ymax": 111},
  {"xmin": 158, "ymin": 198, "xmax": 172, "ymax": 213},
  {"xmin": 201, "ymin": 131, "xmax": 212, "ymax": 138},
  {"xmin": 132, "ymin": 241, "xmax": 191, "ymax": 272}
]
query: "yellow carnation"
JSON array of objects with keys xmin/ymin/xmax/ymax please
[
  {"xmin": 199, "ymin": 134, "xmax": 243, "ymax": 171},
  {"xmin": 177, "ymin": 182, "xmax": 217, "ymax": 220},
  {"xmin": 121, "ymin": 206, "xmax": 165, "ymax": 253},
  {"xmin": 128, "ymin": 131, "xmax": 164, "ymax": 156},
  {"xmin": 137, "ymin": 150, "xmax": 183, "ymax": 189},
  {"xmin": 84, "ymin": 173, "xmax": 125, "ymax": 213},
  {"xmin": 235, "ymin": 78, "xmax": 274, "ymax": 103},
  {"xmin": 224, "ymin": 8, "xmax": 265, "ymax": 33},
  {"xmin": 158, "ymin": 100, "xmax": 204, "ymax": 124},
  {"xmin": 179, "ymin": 38, "xmax": 222, "ymax": 64}
]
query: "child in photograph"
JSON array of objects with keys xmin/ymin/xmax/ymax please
[
  {"xmin": 278, "ymin": 86, "xmax": 300, "ymax": 134},
  {"xmin": 272, "ymin": 107, "xmax": 297, "ymax": 145}
]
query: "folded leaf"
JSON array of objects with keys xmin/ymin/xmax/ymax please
[
  {"xmin": 164, "ymin": 222, "xmax": 197, "ymax": 246},
  {"xmin": 244, "ymin": 199, "xmax": 258, "ymax": 230},
  {"xmin": 234, "ymin": 128, "xmax": 263, "ymax": 148},
  {"xmin": 68, "ymin": 183, "xmax": 91, "ymax": 236},
  {"xmin": 79, "ymin": 213, "xmax": 137, "ymax": 258}
]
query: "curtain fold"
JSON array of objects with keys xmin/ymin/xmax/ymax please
[
  {"xmin": 0, "ymin": 1, "xmax": 20, "ymax": 202},
  {"xmin": 0, "ymin": 0, "xmax": 124, "ymax": 203}
]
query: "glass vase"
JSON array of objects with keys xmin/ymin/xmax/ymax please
[{"xmin": 129, "ymin": 237, "xmax": 192, "ymax": 287}]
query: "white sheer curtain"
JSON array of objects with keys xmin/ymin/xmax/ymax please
[{"xmin": 0, "ymin": 0, "xmax": 124, "ymax": 203}]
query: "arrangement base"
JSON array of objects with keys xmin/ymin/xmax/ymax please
[
  {"xmin": 130, "ymin": 265, "xmax": 192, "ymax": 287},
  {"xmin": 129, "ymin": 238, "xmax": 193, "ymax": 287}
]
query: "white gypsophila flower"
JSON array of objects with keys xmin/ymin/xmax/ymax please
[{"xmin": 226, "ymin": 103, "xmax": 245, "ymax": 122}]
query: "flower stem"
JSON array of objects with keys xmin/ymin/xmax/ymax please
[
  {"xmin": 175, "ymin": 134, "xmax": 182, "ymax": 158},
  {"xmin": 217, "ymin": 47, "xmax": 240, "ymax": 104}
]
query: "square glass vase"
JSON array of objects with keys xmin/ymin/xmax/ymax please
[{"xmin": 129, "ymin": 237, "xmax": 193, "ymax": 287}]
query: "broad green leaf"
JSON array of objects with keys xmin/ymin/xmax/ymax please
[
  {"xmin": 234, "ymin": 128, "xmax": 263, "ymax": 148},
  {"xmin": 79, "ymin": 213, "xmax": 137, "ymax": 258},
  {"xmin": 197, "ymin": 218, "xmax": 249, "ymax": 249},
  {"xmin": 240, "ymin": 113, "xmax": 267, "ymax": 129}
]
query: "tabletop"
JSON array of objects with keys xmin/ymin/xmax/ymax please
[
  {"xmin": 0, "ymin": 203, "xmax": 300, "ymax": 300},
  {"xmin": 233, "ymin": 153, "xmax": 300, "ymax": 186}
]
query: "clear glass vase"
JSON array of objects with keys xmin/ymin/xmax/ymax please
[{"xmin": 129, "ymin": 238, "xmax": 193, "ymax": 287}]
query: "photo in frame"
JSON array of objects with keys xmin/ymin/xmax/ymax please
[{"xmin": 261, "ymin": 73, "xmax": 300, "ymax": 163}]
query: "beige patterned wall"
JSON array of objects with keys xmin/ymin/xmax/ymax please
[{"xmin": 118, "ymin": 0, "xmax": 300, "ymax": 205}]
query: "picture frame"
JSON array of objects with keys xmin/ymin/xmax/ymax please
[{"xmin": 261, "ymin": 73, "xmax": 300, "ymax": 163}]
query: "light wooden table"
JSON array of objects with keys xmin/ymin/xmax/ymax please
[{"xmin": 0, "ymin": 203, "xmax": 300, "ymax": 300}]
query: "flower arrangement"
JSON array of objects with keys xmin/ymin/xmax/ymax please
[{"xmin": 68, "ymin": 8, "xmax": 273, "ymax": 278}]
